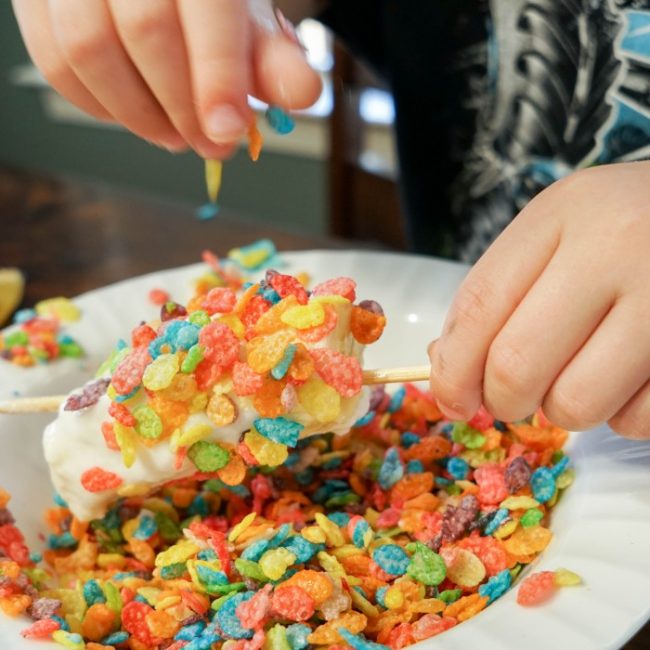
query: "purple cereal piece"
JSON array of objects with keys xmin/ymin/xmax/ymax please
[
  {"xmin": 28, "ymin": 597, "xmax": 62, "ymax": 620},
  {"xmin": 369, "ymin": 385, "xmax": 387, "ymax": 411},
  {"xmin": 505, "ymin": 456, "xmax": 532, "ymax": 494},
  {"xmin": 358, "ymin": 299, "xmax": 384, "ymax": 316},
  {"xmin": 441, "ymin": 495, "xmax": 479, "ymax": 542},
  {"xmin": 64, "ymin": 378, "xmax": 110, "ymax": 411},
  {"xmin": 0, "ymin": 508, "xmax": 15, "ymax": 525},
  {"xmin": 160, "ymin": 302, "xmax": 187, "ymax": 322}
]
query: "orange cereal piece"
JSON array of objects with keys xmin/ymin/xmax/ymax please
[
  {"xmin": 308, "ymin": 610, "xmax": 367, "ymax": 645},
  {"xmin": 217, "ymin": 453, "xmax": 247, "ymax": 486},
  {"xmin": 70, "ymin": 517, "xmax": 89, "ymax": 540},
  {"xmin": 0, "ymin": 594, "xmax": 32, "ymax": 617},
  {"xmin": 508, "ymin": 423, "xmax": 568, "ymax": 452},
  {"xmin": 503, "ymin": 525, "xmax": 553, "ymax": 556},
  {"xmin": 254, "ymin": 295, "xmax": 299, "ymax": 335},
  {"xmin": 287, "ymin": 343, "xmax": 315, "ymax": 382},
  {"xmin": 390, "ymin": 472, "xmax": 434, "ymax": 501},
  {"xmin": 350, "ymin": 305, "xmax": 386, "ymax": 344},
  {"xmin": 403, "ymin": 493, "xmax": 440, "ymax": 511},
  {"xmin": 248, "ymin": 120, "xmax": 264, "ymax": 161},
  {"xmin": 82, "ymin": 603, "xmax": 117, "ymax": 641},
  {"xmin": 0, "ymin": 487, "xmax": 10, "ymax": 509},
  {"xmin": 129, "ymin": 538, "xmax": 156, "ymax": 569},
  {"xmin": 444, "ymin": 593, "xmax": 488, "ymax": 622},
  {"xmin": 252, "ymin": 376, "xmax": 286, "ymax": 418},
  {"xmin": 404, "ymin": 436, "xmax": 451, "ymax": 463},
  {"xmin": 146, "ymin": 609, "xmax": 181, "ymax": 639},
  {"xmin": 282, "ymin": 570, "xmax": 334, "ymax": 605}
]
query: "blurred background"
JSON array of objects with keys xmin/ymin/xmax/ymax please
[{"xmin": 0, "ymin": 3, "xmax": 406, "ymax": 248}]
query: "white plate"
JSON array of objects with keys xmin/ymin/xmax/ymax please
[{"xmin": 1, "ymin": 250, "xmax": 649, "ymax": 650}]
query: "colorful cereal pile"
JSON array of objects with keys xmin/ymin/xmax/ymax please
[
  {"xmin": 0, "ymin": 297, "xmax": 84, "ymax": 367},
  {"xmin": 1, "ymin": 382, "xmax": 576, "ymax": 649}
]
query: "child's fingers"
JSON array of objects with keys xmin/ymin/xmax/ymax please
[
  {"xmin": 543, "ymin": 295, "xmax": 650, "ymax": 431},
  {"xmin": 49, "ymin": 0, "xmax": 185, "ymax": 149},
  {"xmin": 252, "ymin": 25, "xmax": 322, "ymax": 110},
  {"xmin": 608, "ymin": 380, "xmax": 650, "ymax": 440},
  {"xmin": 176, "ymin": 0, "xmax": 252, "ymax": 145},
  {"xmin": 428, "ymin": 198, "xmax": 562, "ymax": 421},
  {"xmin": 12, "ymin": 0, "xmax": 112, "ymax": 121},
  {"xmin": 482, "ymin": 247, "xmax": 613, "ymax": 423},
  {"xmin": 107, "ymin": 0, "xmax": 227, "ymax": 160}
]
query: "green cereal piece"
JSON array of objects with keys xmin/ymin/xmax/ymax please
[
  {"xmin": 265, "ymin": 623, "xmax": 292, "ymax": 650},
  {"xmin": 182, "ymin": 344, "xmax": 204, "ymax": 373},
  {"xmin": 406, "ymin": 542, "xmax": 446, "ymax": 586},
  {"xmin": 189, "ymin": 310, "xmax": 210, "ymax": 327},
  {"xmin": 155, "ymin": 512, "xmax": 182, "ymax": 542},
  {"xmin": 325, "ymin": 492, "xmax": 361, "ymax": 508},
  {"xmin": 446, "ymin": 484, "xmax": 462, "ymax": 496},
  {"xmin": 160, "ymin": 563, "xmax": 187, "ymax": 579},
  {"xmin": 5, "ymin": 331, "xmax": 29, "ymax": 347},
  {"xmin": 510, "ymin": 564, "xmax": 524, "ymax": 580},
  {"xmin": 235, "ymin": 558, "xmax": 268, "ymax": 582},
  {"xmin": 556, "ymin": 468, "xmax": 576, "ymax": 490},
  {"xmin": 96, "ymin": 346, "xmax": 130, "ymax": 377},
  {"xmin": 133, "ymin": 405, "xmax": 163, "ymax": 440},
  {"xmin": 551, "ymin": 450, "xmax": 565, "ymax": 464},
  {"xmin": 188, "ymin": 440, "xmax": 230, "ymax": 472},
  {"xmin": 438, "ymin": 589, "xmax": 462, "ymax": 604},
  {"xmin": 208, "ymin": 582, "xmax": 246, "ymax": 596},
  {"xmin": 59, "ymin": 341, "xmax": 84, "ymax": 358},
  {"xmin": 520, "ymin": 508, "xmax": 544, "ymax": 528},
  {"xmin": 451, "ymin": 422, "xmax": 486, "ymax": 449},
  {"xmin": 103, "ymin": 581, "xmax": 122, "ymax": 616},
  {"xmin": 210, "ymin": 592, "xmax": 237, "ymax": 612}
]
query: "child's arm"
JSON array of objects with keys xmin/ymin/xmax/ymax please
[
  {"xmin": 12, "ymin": 0, "xmax": 322, "ymax": 158},
  {"xmin": 428, "ymin": 162, "xmax": 650, "ymax": 439}
]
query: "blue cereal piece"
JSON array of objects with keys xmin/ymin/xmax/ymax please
[
  {"xmin": 101, "ymin": 631, "xmax": 129, "ymax": 645},
  {"xmin": 216, "ymin": 591, "xmax": 255, "ymax": 639},
  {"xmin": 354, "ymin": 410, "xmax": 375, "ymax": 427},
  {"xmin": 51, "ymin": 615, "xmax": 70, "ymax": 632},
  {"xmin": 271, "ymin": 344, "xmax": 296, "ymax": 380},
  {"xmin": 387, "ymin": 386, "xmax": 406, "ymax": 413},
  {"xmin": 174, "ymin": 323, "xmax": 201, "ymax": 350},
  {"xmin": 282, "ymin": 535, "xmax": 320, "ymax": 563},
  {"xmin": 196, "ymin": 565, "xmax": 229, "ymax": 589},
  {"xmin": 265, "ymin": 106, "xmax": 295, "ymax": 135},
  {"xmin": 268, "ymin": 524, "xmax": 292, "ymax": 549},
  {"xmin": 447, "ymin": 457, "xmax": 469, "ymax": 480},
  {"xmin": 196, "ymin": 202, "xmax": 220, "ymax": 221},
  {"xmin": 48, "ymin": 532, "xmax": 77, "ymax": 549},
  {"xmin": 400, "ymin": 431, "xmax": 420, "ymax": 448},
  {"xmin": 175, "ymin": 621, "xmax": 207, "ymax": 641},
  {"xmin": 378, "ymin": 447, "xmax": 404, "ymax": 490},
  {"xmin": 531, "ymin": 466, "xmax": 556, "ymax": 503},
  {"xmin": 286, "ymin": 623, "xmax": 311, "ymax": 649},
  {"xmin": 478, "ymin": 568, "xmax": 512, "ymax": 603},
  {"xmin": 261, "ymin": 287, "xmax": 282, "ymax": 304},
  {"xmin": 254, "ymin": 417, "xmax": 304, "ymax": 446},
  {"xmin": 133, "ymin": 515, "xmax": 158, "ymax": 540},
  {"xmin": 197, "ymin": 549, "xmax": 218, "ymax": 561},
  {"xmin": 339, "ymin": 627, "xmax": 390, "ymax": 649},
  {"xmin": 327, "ymin": 512, "xmax": 350, "ymax": 527},
  {"xmin": 406, "ymin": 460, "xmax": 424, "ymax": 474},
  {"xmin": 83, "ymin": 579, "xmax": 106, "ymax": 606},
  {"xmin": 550, "ymin": 455, "xmax": 570, "ymax": 479},
  {"xmin": 372, "ymin": 544, "xmax": 410, "ymax": 576},
  {"xmin": 241, "ymin": 538, "xmax": 270, "ymax": 562},
  {"xmin": 53, "ymin": 493, "xmax": 68, "ymax": 508},
  {"xmin": 375, "ymin": 586, "xmax": 388, "ymax": 608},
  {"xmin": 484, "ymin": 508, "xmax": 509, "ymax": 536},
  {"xmin": 351, "ymin": 518, "xmax": 372, "ymax": 549}
]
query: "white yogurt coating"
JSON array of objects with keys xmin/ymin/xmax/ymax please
[{"xmin": 43, "ymin": 301, "xmax": 371, "ymax": 521}]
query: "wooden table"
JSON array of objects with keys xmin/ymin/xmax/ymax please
[{"xmin": 0, "ymin": 166, "xmax": 648, "ymax": 649}]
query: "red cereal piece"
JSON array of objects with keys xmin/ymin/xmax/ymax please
[
  {"xmin": 468, "ymin": 405, "xmax": 495, "ymax": 432},
  {"xmin": 238, "ymin": 441, "xmax": 259, "ymax": 466},
  {"xmin": 385, "ymin": 622, "xmax": 415, "ymax": 649},
  {"xmin": 202, "ymin": 288, "xmax": 238, "ymax": 315},
  {"xmin": 236, "ymin": 584, "xmax": 272, "ymax": 629},
  {"xmin": 198, "ymin": 322, "xmax": 240, "ymax": 368},
  {"xmin": 517, "ymin": 571, "xmax": 557, "ymax": 606},
  {"xmin": 310, "ymin": 349, "xmax": 363, "ymax": 398},
  {"xmin": 412, "ymin": 614, "xmax": 457, "ymax": 641},
  {"xmin": 108, "ymin": 402, "xmax": 136, "ymax": 428},
  {"xmin": 131, "ymin": 323, "xmax": 158, "ymax": 348},
  {"xmin": 111, "ymin": 347, "xmax": 151, "ymax": 395},
  {"xmin": 241, "ymin": 295, "xmax": 273, "ymax": 338},
  {"xmin": 121, "ymin": 600, "xmax": 163, "ymax": 646},
  {"xmin": 80, "ymin": 467, "xmax": 124, "ymax": 493},
  {"xmin": 194, "ymin": 358, "xmax": 224, "ymax": 391},
  {"xmin": 271, "ymin": 586, "xmax": 315, "ymax": 622},
  {"xmin": 232, "ymin": 361, "xmax": 264, "ymax": 396},
  {"xmin": 268, "ymin": 272, "xmax": 308, "ymax": 304},
  {"xmin": 148, "ymin": 289, "xmax": 170, "ymax": 306},
  {"xmin": 473, "ymin": 464, "xmax": 508, "ymax": 506},
  {"xmin": 0, "ymin": 523, "xmax": 30, "ymax": 566},
  {"xmin": 312, "ymin": 277, "xmax": 356, "ymax": 302},
  {"xmin": 298, "ymin": 305, "xmax": 338, "ymax": 343},
  {"xmin": 457, "ymin": 534, "xmax": 507, "ymax": 576},
  {"xmin": 101, "ymin": 421, "xmax": 120, "ymax": 451},
  {"xmin": 20, "ymin": 618, "xmax": 61, "ymax": 639}
]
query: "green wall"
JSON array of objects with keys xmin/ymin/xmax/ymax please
[{"xmin": 0, "ymin": 4, "xmax": 327, "ymax": 234}]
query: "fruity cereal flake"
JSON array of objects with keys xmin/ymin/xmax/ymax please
[{"xmin": 1, "ymin": 382, "xmax": 577, "ymax": 649}]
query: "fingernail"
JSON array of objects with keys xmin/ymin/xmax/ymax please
[
  {"xmin": 156, "ymin": 134, "xmax": 188, "ymax": 153},
  {"xmin": 206, "ymin": 105, "xmax": 247, "ymax": 143},
  {"xmin": 275, "ymin": 8, "xmax": 305, "ymax": 49},
  {"xmin": 436, "ymin": 399, "xmax": 468, "ymax": 421}
]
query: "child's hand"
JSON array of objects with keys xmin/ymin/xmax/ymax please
[
  {"xmin": 428, "ymin": 162, "xmax": 650, "ymax": 439},
  {"xmin": 12, "ymin": 0, "xmax": 321, "ymax": 158}
]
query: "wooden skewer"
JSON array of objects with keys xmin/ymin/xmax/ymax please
[{"xmin": 0, "ymin": 366, "xmax": 432, "ymax": 415}]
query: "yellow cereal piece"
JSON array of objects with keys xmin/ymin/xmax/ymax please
[
  {"xmin": 143, "ymin": 353, "xmax": 181, "ymax": 391},
  {"xmin": 155, "ymin": 539, "xmax": 201, "ymax": 568},
  {"xmin": 175, "ymin": 424, "xmax": 213, "ymax": 449},
  {"xmin": 315, "ymin": 513, "xmax": 346, "ymax": 547},
  {"xmin": 258, "ymin": 548, "xmax": 296, "ymax": 581},
  {"xmin": 228, "ymin": 512, "xmax": 257, "ymax": 543},
  {"xmin": 97, "ymin": 554, "xmax": 127, "ymax": 569},
  {"xmin": 298, "ymin": 378, "xmax": 341, "ymax": 423},
  {"xmin": 190, "ymin": 392, "xmax": 209, "ymax": 413},
  {"xmin": 117, "ymin": 482, "xmax": 151, "ymax": 498},
  {"xmin": 114, "ymin": 423, "xmax": 137, "ymax": 468},
  {"xmin": 331, "ymin": 545, "xmax": 364, "ymax": 559},
  {"xmin": 137, "ymin": 587, "xmax": 161, "ymax": 605},
  {"xmin": 206, "ymin": 394, "xmax": 237, "ymax": 427},
  {"xmin": 311, "ymin": 294, "xmax": 349, "ymax": 306},
  {"xmin": 280, "ymin": 302, "xmax": 325, "ymax": 329},
  {"xmin": 350, "ymin": 586, "xmax": 380, "ymax": 617},
  {"xmin": 155, "ymin": 595, "xmax": 181, "ymax": 610},
  {"xmin": 316, "ymin": 551, "xmax": 347, "ymax": 580},
  {"xmin": 35, "ymin": 296, "xmax": 81, "ymax": 322},
  {"xmin": 142, "ymin": 497, "xmax": 180, "ymax": 522},
  {"xmin": 503, "ymin": 525, "xmax": 553, "ymax": 555},
  {"xmin": 205, "ymin": 159, "xmax": 222, "ymax": 204},
  {"xmin": 500, "ymin": 496, "xmax": 540, "ymax": 510},
  {"xmin": 244, "ymin": 428, "xmax": 288, "ymax": 466},
  {"xmin": 408, "ymin": 598, "xmax": 446, "ymax": 615},
  {"xmin": 494, "ymin": 519, "xmax": 519, "ymax": 540},
  {"xmin": 301, "ymin": 526, "xmax": 327, "ymax": 545},
  {"xmin": 247, "ymin": 330, "xmax": 294, "ymax": 373},
  {"xmin": 218, "ymin": 314, "xmax": 245, "ymax": 339},
  {"xmin": 446, "ymin": 549, "xmax": 486, "ymax": 587},
  {"xmin": 384, "ymin": 586, "xmax": 404, "ymax": 609},
  {"xmin": 554, "ymin": 568, "xmax": 582, "ymax": 587}
]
